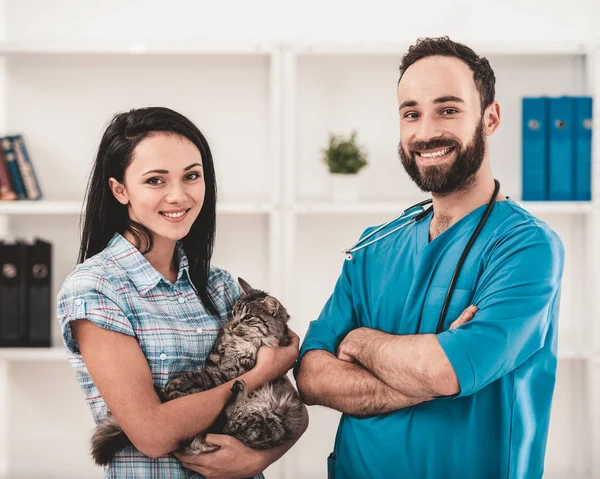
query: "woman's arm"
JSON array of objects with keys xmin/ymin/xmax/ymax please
[{"xmin": 72, "ymin": 319, "xmax": 298, "ymax": 459}]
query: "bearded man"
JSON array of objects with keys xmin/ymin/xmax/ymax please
[{"xmin": 295, "ymin": 36, "xmax": 565, "ymax": 479}]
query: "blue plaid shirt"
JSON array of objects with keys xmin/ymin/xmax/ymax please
[{"xmin": 57, "ymin": 232, "xmax": 265, "ymax": 479}]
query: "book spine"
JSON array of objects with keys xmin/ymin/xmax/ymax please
[
  {"xmin": 13, "ymin": 135, "xmax": 42, "ymax": 200},
  {"xmin": 0, "ymin": 146, "xmax": 17, "ymax": 200},
  {"xmin": 1, "ymin": 137, "xmax": 27, "ymax": 199},
  {"xmin": 12, "ymin": 135, "xmax": 41, "ymax": 200}
]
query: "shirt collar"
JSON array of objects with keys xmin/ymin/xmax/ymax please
[
  {"xmin": 174, "ymin": 241, "xmax": 198, "ymax": 294},
  {"xmin": 106, "ymin": 233, "xmax": 197, "ymax": 295}
]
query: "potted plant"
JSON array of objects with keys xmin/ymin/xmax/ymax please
[{"xmin": 322, "ymin": 131, "xmax": 368, "ymax": 202}]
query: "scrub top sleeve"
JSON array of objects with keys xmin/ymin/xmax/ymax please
[
  {"xmin": 294, "ymin": 256, "xmax": 359, "ymax": 379},
  {"xmin": 436, "ymin": 223, "xmax": 564, "ymax": 398}
]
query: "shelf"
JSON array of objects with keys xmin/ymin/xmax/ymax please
[
  {"xmin": 558, "ymin": 347, "xmax": 593, "ymax": 361},
  {"xmin": 0, "ymin": 40, "xmax": 273, "ymax": 56},
  {"xmin": 293, "ymin": 201, "xmax": 410, "ymax": 214},
  {"xmin": 0, "ymin": 40, "xmax": 590, "ymax": 58},
  {"xmin": 0, "ymin": 201, "xmax": 83, "ymax": 215},
  {"xmin": 292, "ymin": 41, "xmax": 588, "ymax": 56},
  {"xmin": 292, "ymin": 200, "xmax": 595, "ymax": 215},
  {"xmin": 217, "ymin": 202, "xmax": 274, "ymax": 214},
  {"xmin": 518, "ymin": 201, "xmax": 596, "ymax": 214},
  {"xmin": 0, "ymin": 201, "xmax": 274, "ymax": 215},
  {"xmin": 0, "ymin": 347, "xmax": 66, "ymax": 361}
]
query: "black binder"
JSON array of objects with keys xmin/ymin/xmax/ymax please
[
  {"xmin": 0, "ymin": 238, "xmax": 52, "ymax": 347},
  {"xmin": 0, "ymin": 241, "xmax": 28, "ymax": 346},
  {"xmin": 27, "ymin": 239, "xmax": 51, "ymax": 347}
]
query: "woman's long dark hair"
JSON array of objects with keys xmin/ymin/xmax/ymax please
[{"xmin": 79, "ymin": 107, "xmax": 218, "ymax": 315}]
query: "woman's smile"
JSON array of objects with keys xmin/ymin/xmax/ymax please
[{"xmin": 159, "ymin": 207, "xmax": 191, "ymax": 222}]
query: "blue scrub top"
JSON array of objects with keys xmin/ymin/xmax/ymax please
[{"xmin": 296, "ymin": 198, "xmax": 564, "ymax": 479}]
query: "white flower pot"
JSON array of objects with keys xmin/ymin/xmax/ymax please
[{"xmin": 330, "ymin": 174, "xmax": 361, "ymax": 202}]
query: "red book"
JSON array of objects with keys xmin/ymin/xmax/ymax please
[{"xmin": 0, "ymin": 146, "xmax": 17, "ymax": 200}]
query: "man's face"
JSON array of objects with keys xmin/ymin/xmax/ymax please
[{"xmin": 397, "ymin": 56, "xmax": 487, "ymax": 195}]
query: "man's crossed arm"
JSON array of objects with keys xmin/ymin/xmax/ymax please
[{"xmin": 295, "ymin": 306, "xmax": 478, "ymax": 416}]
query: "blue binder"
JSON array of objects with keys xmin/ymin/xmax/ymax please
[
  {"xmin": 548, "ymin": 97, "xmax": 575, "ymax": 201},
  {"xmin": 573, "ymin": 96, "xmax": 593, "ymax": 201},
  {"xmin": 522, "ymin": 97, "xmax": 549, "ymax": 201}
]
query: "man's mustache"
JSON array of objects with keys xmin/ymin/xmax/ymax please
[{"xmin": 409, "ymin": 138, "xmax": 459, "ymax": 153}]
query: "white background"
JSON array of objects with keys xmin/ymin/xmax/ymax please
[{"xmin": 0, "ymin": 0, "xmax": 599, "ymax": 478}]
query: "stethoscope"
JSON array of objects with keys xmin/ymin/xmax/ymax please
[{"xmin": 343, "ymin": 179, "xmax": 501, "ymax": 334}]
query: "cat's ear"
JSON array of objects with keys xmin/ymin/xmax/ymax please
[
  {"xmin": 263, "ymin": 295, "xmax": 280, "ymax": 315},
  {"xmin": 238, "ymin": 277, "xmax": 254, "ymax": 296}
]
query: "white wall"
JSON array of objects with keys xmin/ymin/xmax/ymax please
[
  {"xmin": 1, "ymin": 1, "xmax": 599, "ymax": 478},
  {"xmin": 3, "ymin": 0, "xmax": 600, "ymax": 44}
]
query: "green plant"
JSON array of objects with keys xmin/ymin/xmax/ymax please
[{"xmin": 322, "ymin": 131, "xmax": 368, "ymax": 174}]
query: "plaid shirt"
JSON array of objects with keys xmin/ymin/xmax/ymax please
[{"xmin": 57, "ymin": 232, "xmax": 265, "ymax": 479}]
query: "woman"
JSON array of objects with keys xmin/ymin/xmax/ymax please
[{"xmin": 57, "ymin": 106, "xmax": 306, "ymax": 478}]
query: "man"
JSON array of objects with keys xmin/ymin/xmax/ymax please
[{"xmin": 295, "ymin": 36, "xmax": 565, "ymax": 479}]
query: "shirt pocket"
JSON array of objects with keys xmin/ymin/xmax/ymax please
[
  {"xmin": 420, "ymin": 286, "xmax": 474, "ymax": 334},
  {"xmin": 176, "ymin": 322, "xmax": 221, "ymax": 370},
  {"xmin": 136, "ymin": 321, "xmax": 185, "ymax": 386}
]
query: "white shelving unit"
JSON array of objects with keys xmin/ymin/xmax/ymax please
[{"xmin": 0, "ymin": 39, "xmax": 598, "ymax": 478}]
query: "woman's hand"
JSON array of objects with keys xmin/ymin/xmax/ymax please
[
  {"xmin": 254, "ymin": 328, "xmax": 299, "ymax": 383},
  {"xmin": 174, "ymin": 434, "xmax": 264, "ymax": 479}
]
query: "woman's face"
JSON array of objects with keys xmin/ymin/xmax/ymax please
[{"xmin": 109, "ymin": 133, "xmax": 206, "ymax": 244}]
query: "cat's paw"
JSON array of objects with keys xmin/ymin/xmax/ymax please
[
  {"xmin": 153, "ymin": 385, "xmax": 168, "ymax": 403},
  {"xmin": 166, "ymin": 390, "xmax": 187, "ymax": 401},
  {"xmin": 231, "ymin": 379, "xmax": 247, "ymax": 395},
  {"xmin": 181, "ymin": 435, "xmax": 221, "ymax": 455},
  {"xmin": 165, "ymin": 376, "xmax": 195, "ymax": 398}
]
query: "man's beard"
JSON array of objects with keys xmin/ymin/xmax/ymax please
[{"xmin": 398, "ymin": 119, "xmax": 486, "ymax": 195}]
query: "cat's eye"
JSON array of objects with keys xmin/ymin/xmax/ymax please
[{"xmin": 243, "ymin": 316, "xmax": 260, "ymax": 325}]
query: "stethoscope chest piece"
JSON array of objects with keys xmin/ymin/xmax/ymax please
[{"xmin": 342, "ymin": 200, "xmax": 433, "ymax": 262}]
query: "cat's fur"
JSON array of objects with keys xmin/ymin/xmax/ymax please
[{"xmin": 91, "ymin": 278, "xmax": 305, "ymax": 466}]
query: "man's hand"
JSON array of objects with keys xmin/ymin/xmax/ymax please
[
  {"xmin": 336, "ymin": 305, "xmax": 478, "ymax": 363},
  {"xmin": 174, "ymin": 434, "xmax": 264, "ymax": 479},
  {"xmin": 449, "ymin": 305, "xmax": 478, "ymax": 330},
  {"xmin": 337, "ymin": 327, "xmax": 371, "ymax": 363}
]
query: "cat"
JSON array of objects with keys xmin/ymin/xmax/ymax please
[{"xmin": 90, "ymin": 278, "xmax": 305, "ymax": 466}]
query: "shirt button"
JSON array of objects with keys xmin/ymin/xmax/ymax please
[
  {"xmin": 178, "ymin": 297, "xmax": 186, "ymax": 304},
  {"xmin": 196, "ymin": 327, "xmax": 203, "ymax": 334},
  {"xmin": 75, "ymin": 298, "xmax": 83, "ymax": 306},
  {"xmin": 159, "ymin": 353, "xmax": 167, "ymax": 361}
]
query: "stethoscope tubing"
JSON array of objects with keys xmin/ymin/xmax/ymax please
[
  {"xmin": 434, "ymin": 179, "xmax": 500, "ymax": 334},
  {"xmin": 343, "ymin": 201, "xmax": 434, "ymax": 260},
  {"xmin": 342, "ymin": 179, "xmax": 501, "ymax": 335}
]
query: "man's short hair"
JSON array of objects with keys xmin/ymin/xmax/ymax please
[{"xmin": 399, "ymin": 36, "xmax": 496, "ymax": 113}]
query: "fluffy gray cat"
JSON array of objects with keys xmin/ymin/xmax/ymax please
[{"xmin": 90, "ymin": 278, "xmax": 304, "ymax": 466}]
